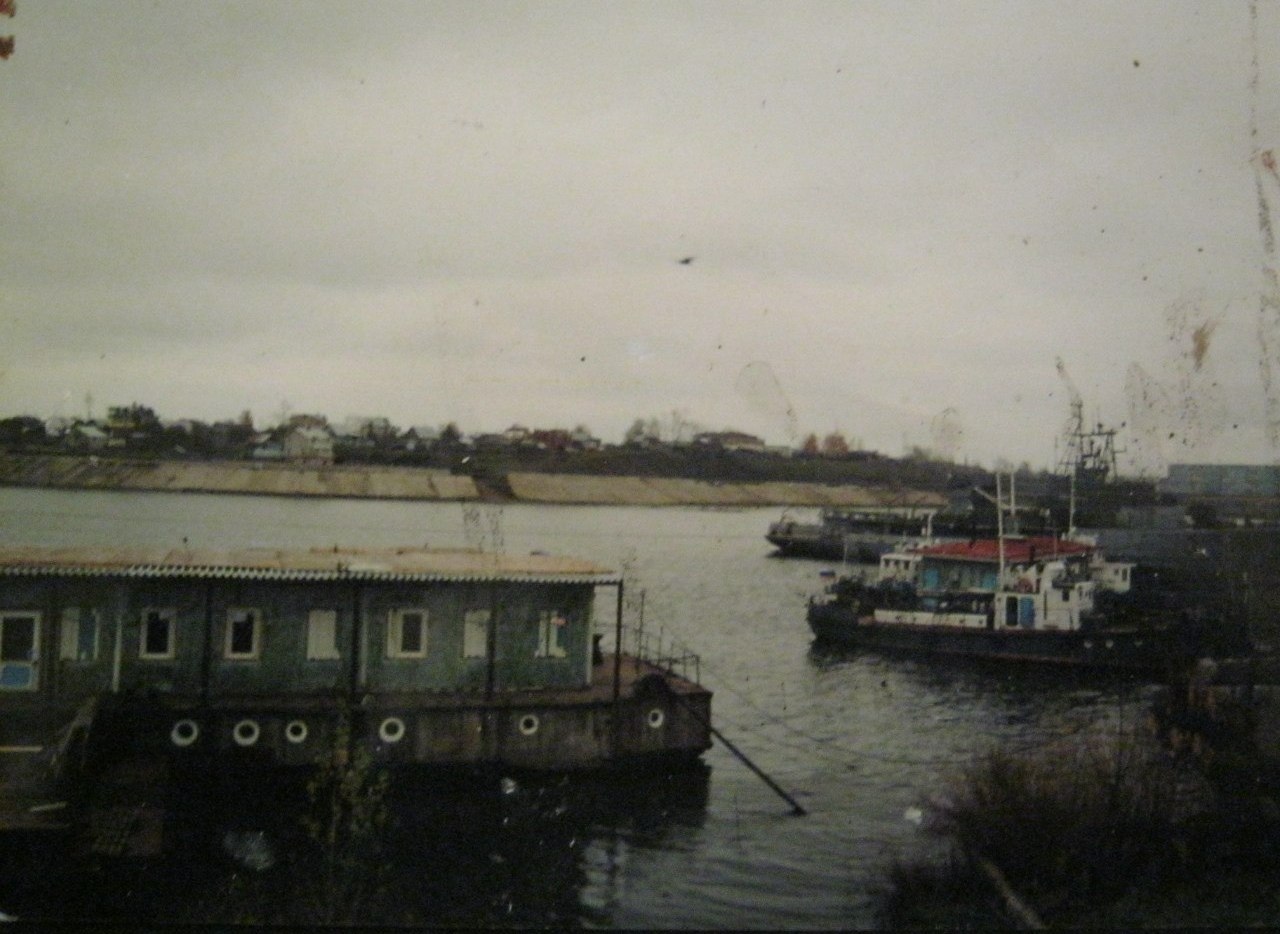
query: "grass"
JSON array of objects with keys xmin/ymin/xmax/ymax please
[{"xmin": 880, "ymin": 726, "xmax": 1280, "ymax": 928}]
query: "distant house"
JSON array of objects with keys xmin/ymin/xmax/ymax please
[
  {"xmin": 251, "ymin": 432, "xmax": 284, "ymax": 461},
  {"xmin": 283, "ymin": 426, "xmax": 335, "ymax": 465},
  {"xmin": 530, "ymin": 429, "xmax": 573, "ymax": 452},
  {"xmin": 502, "ymin": 425, "xmax": 531, "ymax": 445},
  {"xmin": 692, "ymin": 430, "xmax": 767, "ymax": 453},
  {"xmin": 284, "ymin": 414, "xmax": 330, "ymax": 432},
  {"xmin": 67, "ymin": 423, "xmax": 109, "ymax": 451},
  {"xmin": 471, "ymin": 433, "xmax": 509, "ymax": 450},
  {"xmin": 570, "ymin": 427, "xmax": 602, "ymax": 451}
]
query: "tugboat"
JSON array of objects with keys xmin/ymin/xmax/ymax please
[{"xmin": 806, "ymin": 479, "xmax": 1201, "ymax": 675}]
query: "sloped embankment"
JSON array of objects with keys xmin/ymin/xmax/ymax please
[
  {"xmin": 0, "ymin": 455, "xmax": 948, "ymax": 507},
  {"xmin": 0, "ymin": 455, "xmax": 480, "ymax": 501},
  {"xmin": 505, "ymin": 471, "xmax": 948, "ymax": 508}
]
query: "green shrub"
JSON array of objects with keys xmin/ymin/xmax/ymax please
[{"xmin": 931, "ymin": 732, "xmax": 1185, "ymax": 908}]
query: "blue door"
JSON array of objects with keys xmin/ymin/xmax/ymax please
[
  {"xmin": 0, "ymin": 612, "xmax": 40, "ymax": 690},
  {"xmin": 1019, "ymin": 597, "xmax": 1036, "ymax": 629}
]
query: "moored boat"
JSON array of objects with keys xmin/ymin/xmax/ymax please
[
  {"xmin": 807, "ymin": 534, "xmax": 1200, "ymax": 675},
  {"xmin": 0, "ymin": 544, "xmax": 711, "ymax": 778},
  {"xmin": 767, "ymin": 507, "xmax": 965, "ymax": 562}
]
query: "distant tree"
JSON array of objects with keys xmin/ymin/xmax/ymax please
[
  {"xmin": 0, "ymin": 415, "xmax": 46, "ymax": 447},
  {"xmin": 800, "ymin": 433, "xmax": 820, "ymax": 456},
  {"xmin": 821, "ymin": 432, "xmax": 849, "ymax": 457},
  {"xmin": 107, "ymin": 403, "xmax": 163, "ymax": 433},
  {"xmin": 1186, "ymin": 500, "xmax": 1219, "ymax": 529},
  {"xmin": 211, "ymin": 418, "xmax": 256, "ymax": 455},
  {"xmin": 439, "ymin": 422, "xmax": 463, "ymax": 445},
  {"xmin": 0, "ymin": 0, "xmax": 13, "ymax": 61},
  {"xmin": 624, "ymin": 419, "xmax": 648, "ymax": 445}
]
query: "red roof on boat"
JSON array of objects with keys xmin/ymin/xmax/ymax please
[{"xmin": 914, "ymin": 536, "xmax": 1092, "ymax": 564}]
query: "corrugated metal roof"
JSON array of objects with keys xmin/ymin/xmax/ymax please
[
  {"xmin": 915, "ymin": 536, "xmax": 1092, "ymax": 564},
  {"xmin": 0, "ymin": 545, "xmax": 620, "ymax": 585}
]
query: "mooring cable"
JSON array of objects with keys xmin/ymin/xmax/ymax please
[{"xmin": 666, "ymin": 690, "xmax": 806, "ymax": 816}]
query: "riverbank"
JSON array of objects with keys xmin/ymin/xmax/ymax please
[{"xmin": 0, "ymin": 454, "xmax": 945, "ymax": 509}]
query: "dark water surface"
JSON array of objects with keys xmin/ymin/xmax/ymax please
[{"xmin": 0, "ymin": 489, "xmax": 1161, "ymax": 928}]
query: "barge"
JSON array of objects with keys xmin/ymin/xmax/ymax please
[{"xmin": 0, "ymin": 545, "xmax": 711, "ymax": 776}]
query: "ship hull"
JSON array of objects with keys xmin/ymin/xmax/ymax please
[
  {"xmin": 766, "ymin": 524, "xmax": 960, "ymax": 563},
  {"xmin": 807, "ymin": 601, "xmax": 1183, "ymax": 675}
]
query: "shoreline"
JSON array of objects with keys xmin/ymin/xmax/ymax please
[{"xmin": 0, "ymin": 453, "xmax": 943, "ymax": 509}]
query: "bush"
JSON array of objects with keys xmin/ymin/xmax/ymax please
[{"xmin": 930, "ymin": 733, "xmax": 1187, "ymax": 910}]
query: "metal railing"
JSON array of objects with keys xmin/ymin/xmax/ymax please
[{"xmin": 625, "ymin": 623, "xmax": 701, "ymax": 685}]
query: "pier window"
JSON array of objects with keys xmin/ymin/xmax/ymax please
[
  {"xmin": 140, "ymin": 608, "xmax": 176, "ymax": 660},
  {"xmin": 463, "ymin": 609, "xmax": 490, "ymax": 659},
  {"xmin": 225, "ymin": 608, "xmax": 263, "ymax": 660},
  {"xmin": 306, "ymin": 609, "xmax": 340, "ymax": 661},
  {"xmin": 0, "ymin": 612, "xmax": 40, "ymax": 690},
  {"xmin": 387, "ymin": 608, "xmax": 429, "ymax": 659},
  {"xmin": 535, "ymin": 610, "xmax": 569, "ymax": 659},
  {"xmin": 59, "ymin": 607, "xmax": 99, "ymax": 663}
]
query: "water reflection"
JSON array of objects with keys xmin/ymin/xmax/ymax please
[{"xmin": 9, "ymin": 763, "xmax": 711, "ymax": 928}]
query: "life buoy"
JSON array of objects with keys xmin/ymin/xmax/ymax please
[
  {"xmin": 171, "ymin": 719, "xmax": 199, "ymax": 747},
  {"xmin": 378, "ymin": 717, "xmax": 406, "ymax": 744},
  {"xmin": 232, "ymin": 719, "xmax": 260, "ymax": 747}
]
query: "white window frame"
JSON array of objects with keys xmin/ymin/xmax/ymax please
[
  {"xmin": 224, "ymin": 607, "xmax": 263, "ymax": 660},
  {"xmin": 462, "ymin": 609, "xmax": 490, "ymax": 659},
  {"xmin": 387, "ymin": 608, "xmax": 429, "ymax": 659},
  {"xmin": 0, "ymin": 611, "xmax": 41, "ymax": 691},
  {"xmin": 535, "ymin": 610, "xmax": 569, "ymax": 659},
  {"xmin": 139, "ymin": 607, "xmax": 177, "ymax": 660},
  {"xmin": 59, "ymin": 607, "xmax": 100, "ymax": 663},
  {"xmin": 306, "ymin": 608, "xmax": 340, "ymax": 661}
]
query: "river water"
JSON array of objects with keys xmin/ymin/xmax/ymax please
[{"xmin": 0, "ymin": 489, "xmax": 1162, "ymax": 928}]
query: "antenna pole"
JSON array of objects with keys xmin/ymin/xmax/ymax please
[{"xmin": 997, "ymin": 473, "xmax": 1006, "ymax": 586}]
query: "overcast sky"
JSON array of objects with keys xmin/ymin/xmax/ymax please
[{"xmin": 4, "ymin": 1, "xmax": 1280, "ymax": 473}]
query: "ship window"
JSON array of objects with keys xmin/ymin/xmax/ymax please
[
  {"xmin": 59, "ymin": 607, "xmax": 99, "ymax": 663},
  {"xmin": 535, "ymin": 610, "xmax": 569, "ymax": 659},
  {"xmin": 225, "ymin": 608, "xmax": 262, "ymax": 660},
  {"xmin": 463, "ymin": 609, "xmax": 490, "ymax": 659},
  {"xmin": 0, "ymin": 612, "xmax": 40, "ymax": 691},
  {"xmin": 306, "ymin": 609, "xmax": 340, "ymax": 660},
  {"xmin": 140, "ymin": 608, "xmax": 176, "ymax": 660},
  {"xmin": 388, "ymin": 608, "xmax": 429, "ymax": 658}
]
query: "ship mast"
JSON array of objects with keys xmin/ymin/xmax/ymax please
[
  {"xmin": 1056, "ymin": 398, "xmax": 1120, "ymax": 486},
  {"xmin": 1068, "ymin": 469, "xmax": 1077, "ymax": 539},
  {"xmin": 996, "ymin": 473, "xmax": 1006, "ymax": 586}
]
